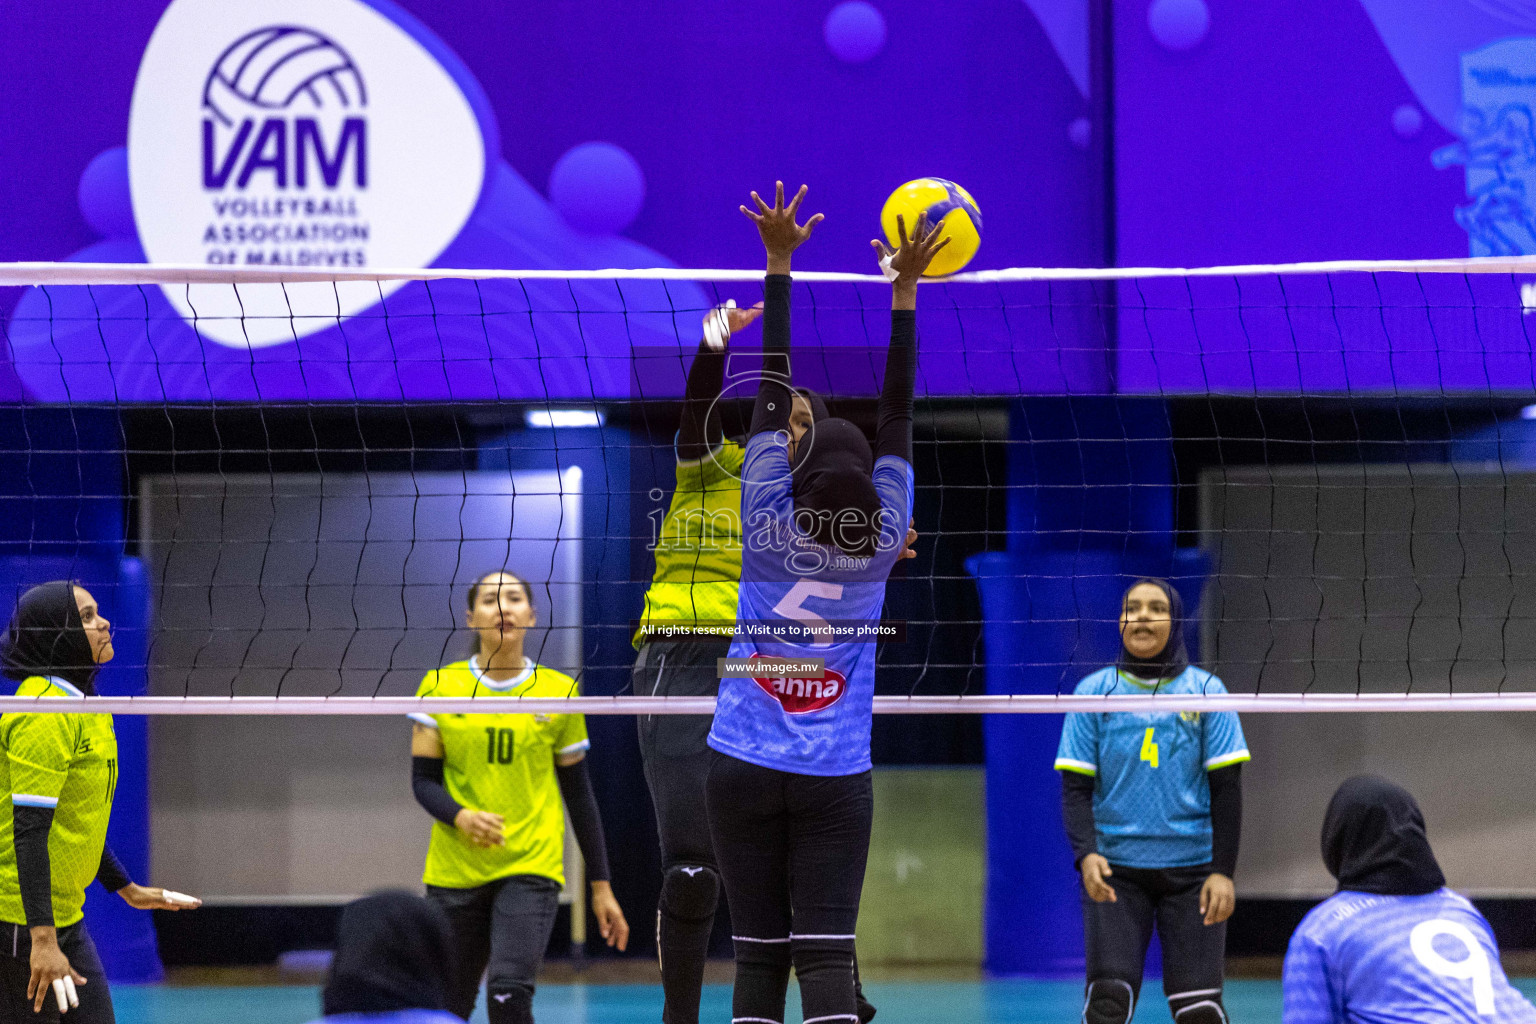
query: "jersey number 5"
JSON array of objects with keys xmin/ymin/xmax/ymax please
[
  {"xmin": 773, "ymin": 580, "xmax": 845, "ymax": 648},
  {"xmin": 1140, "ymin": 727, "xmax": 1160, "ymax": 769}
]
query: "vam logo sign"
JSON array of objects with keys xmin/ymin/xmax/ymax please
[
  {"xmin": 129, "ymin": 0, "xmax": 486, "ymax": 348},
  {"xmin": 202, "ymin": 27, "xmax": 368, "ymax": 194}
]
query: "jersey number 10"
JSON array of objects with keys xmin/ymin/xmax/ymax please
[{"xmin": 484, "ymin": 727, "xmax": 515, "ymax": 765}]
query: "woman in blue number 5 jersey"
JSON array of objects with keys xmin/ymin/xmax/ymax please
[
  {"xmin": 704, "ymin": 182, "xmax": 946, "ymax": 1024},
  {"xmin": 1055, "ymin": 579, "xmax": 1249, "ymax": 1024},
  {"xmin": 1282, "ymin": 776, "xmax": 1536, "ymax": 1024}
]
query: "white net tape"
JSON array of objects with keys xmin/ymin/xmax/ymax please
[{"xmin": 6, "ymin": 257, "xmax": 1536, "ymax": 715}]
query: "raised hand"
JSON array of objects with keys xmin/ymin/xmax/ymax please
[
  {"xmin": 702, "ymin": 300, "xmax": 764, "ymax": 351},
  {"xmin": 871, "ymin": 212, "xmax": 951, "ymax": 305},
  {"xmin": 742, "ymin": 182, "xmax": 824, "ymax": 274}
]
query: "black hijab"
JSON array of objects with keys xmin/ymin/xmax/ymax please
[
  {"xmin": 1322, "ymin": 775, "xmax": 1446, "ymax": 896},
  {"xmin": 789, "ymin": 417, "xmax": 882, "ymax": 558},
  {"xmin": 1, "ymin": 581, "xmax": 98, "ymax": 694},
  {"xmin": 793, "ymin": 387, "xmax": 830, "ymax": 422},
  {"xmin": 1116, "ymin": 578, "xmax": 1189, "ymax": 680},
  {"xmin": 322, "ymin": 891, "xmax": 455, "ymax": 1016}
]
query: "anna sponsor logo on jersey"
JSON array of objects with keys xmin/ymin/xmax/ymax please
[{"xmin": 747, "ymin": 654, "xmax": 847, "ymax": 714}]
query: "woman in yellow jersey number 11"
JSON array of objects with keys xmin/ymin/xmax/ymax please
[{"xmin": 410, "ymin": 571, "xmax": 628, "ymax": 1024}]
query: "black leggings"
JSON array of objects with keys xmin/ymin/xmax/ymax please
[
  {"xmin": 427, "ymin": 875, "xmax": 561, "ymax": 1024},
  {"xmin": 636, "ymin": 640, "xmax": 728, "ymax": 1024},
  {"xmin": 1083, "ymin": 864, "xmax": 1228, "ymax": 1022},
  {"xmin": 706, "ymin": 751, "xmax": 873, "ymax": 1024},
  {"xmin": 0, "ymin": 921, "xmax": 112, "ymax": 1024}
]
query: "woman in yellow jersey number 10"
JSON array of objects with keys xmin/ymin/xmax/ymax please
[
  {"xmin": 410, "ymin": 571, "xmax": 629, "ymax": 1024},
  {"xmin": 0, "ymin": 581, "xmax": 200, "ymax": 1022}
]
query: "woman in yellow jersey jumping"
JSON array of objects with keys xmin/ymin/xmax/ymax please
[
  {"xmin": 410, "ymin": 570, "xmax": 629, "ymax": 1024},
  {"xmin": 0, "ymin": 581, "xmax": 200, "ymax": 1022}
]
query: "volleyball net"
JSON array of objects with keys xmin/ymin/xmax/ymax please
[{"xmin": 4, "ymin": 257, "xmax": 1536, "ymax": 714}]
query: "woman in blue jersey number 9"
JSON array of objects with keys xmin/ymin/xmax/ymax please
[
  {"xmin": 1282, "ymin": 776, "xmax": 1536, "ymax": 1024},
  {"xmin": 703, "ymin": 182, "xmax": 944, "ymax": 1024},
  {"xmin": 1054, "ymin": 579, "xmax": 1249, "ymax": 1024},
  {"xmin": 409, "ymin": 571, "xmax": 629, "ymax": 1024}
]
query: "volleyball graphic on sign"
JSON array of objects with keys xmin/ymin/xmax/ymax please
[{"xmin": 204, "ymin": 26, "xmax": 365, "ymax": 122}]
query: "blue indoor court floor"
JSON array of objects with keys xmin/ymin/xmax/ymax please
[{"xmin": 103, "ymin": 977, "xmax": 1536, "ymax": 1024}]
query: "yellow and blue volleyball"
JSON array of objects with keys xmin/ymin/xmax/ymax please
[{"xmin": 880, "ymin": 178, "xmax": 982, "ymax": 277}]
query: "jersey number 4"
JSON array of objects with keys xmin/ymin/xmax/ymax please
[{"xmin": 1140, "ymin": 727, "xmax": 1160, "ymax": 769}]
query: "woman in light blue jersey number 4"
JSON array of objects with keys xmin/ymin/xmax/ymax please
[{"xmin": 1054, "ymin": 579, "xmax": 1249, "ymax": 1024}]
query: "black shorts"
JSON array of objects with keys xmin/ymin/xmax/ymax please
[
  {"xmin": 0, "ymin": 920, "xmax": 112, "ymax": 1024},
  {"xmin": 634, "ymin": 639, "xmax": 729, "ymax": 871}
]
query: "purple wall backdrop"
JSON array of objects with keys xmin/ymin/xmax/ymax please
[
  {"xmin": 1113, "ymin": 0, "xmax": 1536, "ymax": 394},
  {"xmin": 0, "ymin": 0, "xmax": 1102, "ymax": 401},
  {"xmin": 5, "ymin": 1, "xmax": 1535, "ymax": 397}
]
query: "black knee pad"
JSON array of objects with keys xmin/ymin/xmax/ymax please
[
  {"xmin": 1168, "ymin": 990, "xmax": 1227, "ymax": 1024},
  {"xmin": 660, "ymin": 863, "xmax": 720, "ymax": 922},
  {"xmin": 1084, "ymin": 979, "xmax": 1136, "ymax": 1024},
  {"xmin": 485, "ymin": 985, "xmax": 534, "ymax": 1024}
]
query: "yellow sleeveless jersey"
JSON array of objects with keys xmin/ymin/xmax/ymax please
[
  {"xmin": 0, "ymin": 677, "xmax": 117, "ymax": 927},
  {"xmin": 412, "ymin": 658, "xmax": 589, "ymax": 889},
  {"xmin": 633, "ymin": 440, "xmax": 745, "ymax": 646}
]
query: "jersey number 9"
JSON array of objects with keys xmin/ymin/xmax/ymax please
[
  {"xmin": 485, "ymin": 727, "xmax": 515, "ymax": 765},
  {"xmin": 1411, "ymin": 919, "xmax": 1495, "ymax": 1015}
]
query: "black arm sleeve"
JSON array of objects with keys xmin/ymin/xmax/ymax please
[
  {"xmin": 13, "ymin": 804, "xmax": 54, "ymax": 927},
  {"xmin": 749, "ymin": 274, "xmax": 794, "ymax": 438},
  {"xmin": 412, "ymin": 755, "xmax": 464, "ymax": 828},
  {"xmin": 1208, "ymin": 763, "xmax": 1242, "ymax": 878},
  {"xmin": 96, "ymin": 843, "xmax": 132, "ymax": 893},
  {"xmin": 677, "ymin": 340, "xmax": 726, "ymax": 462},
  {"xmin": 1060, "ymin": 771, "xmax": 1098, "ymax": 868},
  {"xmin": 555, "ymin": 758, "xmax": 611, "ymax": 883},
  {"xmin": 874, "ymin": 308, "xmax": 916, "ymax": 463}
]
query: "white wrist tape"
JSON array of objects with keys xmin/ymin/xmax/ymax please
[
  {"xmin": 879, "ymin": 254, "xmax": 899, "ymax": 282},
  {"xmin": 702, "ymin": 299, "xmax": 736, "ymax": 351},
  {"xmin": 161, "ymin": 890, "xmax": 198, "ymax": 906}
]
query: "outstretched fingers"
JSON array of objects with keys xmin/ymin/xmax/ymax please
[
  {"xmin": 922, "ymin": 216, "xmax": 946, "ymax": 248},
  {"xmin": 774, "ymin": 180, "xmax": 786, "ymax": 210},
  {"xmin": 785, "ymin": 183, "xmax": 808, "ymax": 217}
]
